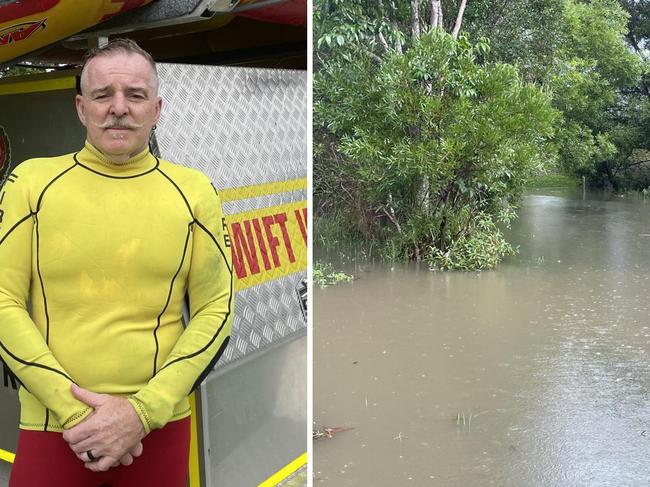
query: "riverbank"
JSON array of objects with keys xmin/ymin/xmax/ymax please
[{"xmin": 525, "ymin": 173, "xmax": 580, "ymax": 188}]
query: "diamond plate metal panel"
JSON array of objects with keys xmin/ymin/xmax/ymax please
[
  {"xmin": 153, "ymin": 64, "xmax": 307, "ymax": 366},
  {"xmin": 222, "ymin": 272, "xmax": 307, "ymax": 367},
  {"xmin": 156, "ymin": 64, "xmax": 307, "ymax": 189}
]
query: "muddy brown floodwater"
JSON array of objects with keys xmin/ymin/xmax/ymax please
[{"xmin": 314, "ymin": 189, "xmax": 650, "ymax": 486}]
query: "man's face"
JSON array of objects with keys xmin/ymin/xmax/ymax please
[{"xmin": 76, "ymin": 52, "xmax": 162, "ymax": 163}]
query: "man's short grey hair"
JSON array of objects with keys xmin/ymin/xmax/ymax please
[{"xmin": 79, "ymin": 38, "xmax": 158, "ymax": 95}]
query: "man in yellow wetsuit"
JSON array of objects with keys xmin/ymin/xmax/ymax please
[{"xmin": 0, "ymin": 39, "xmax": 233, "ymax": 486}]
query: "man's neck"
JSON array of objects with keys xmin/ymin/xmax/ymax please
[{"xmin": 87, "ymin": 141, "xmax": 148, "ymax": 165}]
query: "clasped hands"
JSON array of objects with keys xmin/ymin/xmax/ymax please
[{"xmin": 62, "ymin": 384, "xmax": 145, "ymax": 472}]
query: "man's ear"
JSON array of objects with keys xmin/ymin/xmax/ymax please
[
  {"xmin": 75, "ymin": 94, "xmax": 87, "ymax": 127},
  {"xmin": 153, "ymin": 96, "xmax": 162, "ymax": 125}
]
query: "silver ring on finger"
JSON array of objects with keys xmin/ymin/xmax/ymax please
[{"xmin": 87, "ymin": 450, "xmax": 98, "ymax": 462}]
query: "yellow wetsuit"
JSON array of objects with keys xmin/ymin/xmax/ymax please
[{"xmin": 0, "ymin": 142, "xmax": 233, "ymax": 434}]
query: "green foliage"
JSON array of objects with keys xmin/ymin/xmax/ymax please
[
  {"xmin": 427, "ymin": 213, "xmax": 516, "ymax": 270},
  {"xmin": 313, "ymin": 261, "xmax": 353, "ymax": 287},
  {"xmin": 466, "ymin": 0, "xmax": 647, "ymax": 190},
  {"xmin": 315, "ymin": 0, "xmax": 650, "ymax": 269},
  {"xmin": 315, "ymin": 21, "xmax": 557, "ymax": 268},
  {"xmin": 0, "ymin": 65, "xmax": 47, "ymax": 78},
  {"xmin": 314, "ymin": 212, "xmax": 365, "ymax": 249}
]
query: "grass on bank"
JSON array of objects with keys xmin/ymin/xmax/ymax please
[{"xmin": 526, "ymin": 173, "xmax": 581, "ymax": 188}]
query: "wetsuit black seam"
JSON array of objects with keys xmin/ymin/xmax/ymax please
[
  {"xmin": 34, "ymin": 213, "xmax": 51, "ymax": 345},
  {"xmin": 1, "ymin": 159, "xmax": 76, "ymax": 244},
  {"xmin": 34, "ymin": 162, "xmax": 79, "ymax": 347},
  {"xmin": 159, "ymin": 259, "xmax": 233, "ymax": 372},
  {"xmin": 158, "ymin": 219, "xmax": 234, "ymax": 371},
  {"xmin": 193, "ymin": 219, "xmax": 233, "ymax": 274},
  {"xmin": 0, "ymin": 163, "xmax": 77, "ymax": 392},
  {"xmin": 155, "ymin": 166, "xmax": 194, "ymax": 219},
  {"xmin": 73, "ymin": 153, "xmax": 159, "ymax": 179},
  {"xmin": 35, "ymin": 162, "xmax": 78, "ymax": 212},
  {"xmin": 0, "ymin": 213, "xmax": 33, "ymax": 246},
  {"xmin": 152, "ymin": 223, "xmax": 193, "ymax": 376},
  {"xmin": 190, "ymin": 336, "xmax": 230, "ymax": 391},
  {"xmin": 0, "ymin": 341, "xmax": 73, "ymax": 381}
]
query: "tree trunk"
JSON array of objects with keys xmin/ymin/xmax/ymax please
[
  {"xmin": 451, "ymin": 0, "xmax": 468, "ymax": 39},
  {"xmin": 411, "ymin": 0, "xmax": 421, "ymax": 39},
  {"xmin": 386, "ymin": 1, "xmax": 404, "ymax": 53},
  {"xmin": 430, "ymin": 0, "xmax": 442, "ymax": 29},
  {"xmin": 417, "ymin": 177, "xmax": 430, "ymax": 214}
]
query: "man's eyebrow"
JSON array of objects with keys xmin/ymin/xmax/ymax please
[
  {"xmin": 89, "ymin": 86, "xmax": 111, "ymax": 96},
  {"xmin": 125, "ymin": 86, "xmax": 148, "ymax": 94}
]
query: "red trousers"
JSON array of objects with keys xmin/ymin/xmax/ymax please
[{"xmin": 9, "ymin": 417, "xmax": 190, "ymax": 487}]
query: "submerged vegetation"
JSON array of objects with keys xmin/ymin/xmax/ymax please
[
  {"xmin": 314, "ymin": 0, "xmax": 650, "ymax": 270},
  {"xmin": 313, "ymin": 261, "xmax": 354, "ymax": 287}
]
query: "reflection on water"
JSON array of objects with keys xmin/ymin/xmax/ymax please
[{"xmin": 314, "ymin": 190, "xmax": 650, "ymax": 486}]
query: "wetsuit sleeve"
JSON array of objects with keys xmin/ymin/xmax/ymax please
[
  {"xmin": 0, "ymin": 167, "xmax": 92, "ymax": 429},
  {"xmin": 129, "ymin": 176, "xmax": 233, "ymax": 433}
]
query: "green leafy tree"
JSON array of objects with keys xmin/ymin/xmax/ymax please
[
  {"xmin": 466, "ymin": 0, "xmax": 644, "ymax": 189},
  {"xmin": 315, "ymin": 1, "xmax": 557, "ymax": 268}
]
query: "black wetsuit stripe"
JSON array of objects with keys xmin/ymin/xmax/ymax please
[
  {"xmin": 0, "ymin": 341, "xmax": 73, "ymax": 381},
  {"xmin": 155, "ymin": 166, "xmax": 230, "ymax": 274},
  {"xmin": 159, "ymin": 258, "xmax": 233, "ymax": 371},
  {"xmin": 193, "ymin": 220, "xmax": 233, "ymax": 275},
  {"xmin": 0, "ymin": 213, "xmax": 32, "ymax": 246},
  {"xmin": 34, "ymin": 213, "xmax": 51, "ymax": 344},
  {"xmin": 190, "ymin": 335, "xmax": 230, "ymax": 391},
  {"xmin": 33, "ymin": 163, "xmax": 77, "ymax": 346},
  {"xmin": 44, "ymin": 408, "xmax": 49, "ymax": 432},
  {"xmin": 158, "ymin": 220, "xmax": 234, "ymax": 370},
  {"xmin": 152, "ymin": 223, "xmax": 193, "ymax": 376},
  {"xmin": 0, "ymin": 163, "xmax": 77, "ymax": 391},
  {"xmin": 73, "ymin": 154, "xmax": 160, "ymax": 179},
  {"xmin": 155, "ymin": 167, "xmax": 194, "ymax": 219},
  {"xmin": 35, "ymin": 163, "xmax": 78, "ymax": 212}
]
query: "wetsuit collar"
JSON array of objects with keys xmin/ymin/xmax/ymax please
[{"xmin": 76, "ymin": 141, "xmax": 158, "ymax": 177}]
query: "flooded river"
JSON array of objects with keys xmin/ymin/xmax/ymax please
[{"xmin": 314, "ymin": 189, "xmax": 650, "ymax": 486}]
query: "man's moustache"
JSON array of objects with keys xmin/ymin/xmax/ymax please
[{"xmin": 94, "ymin": 119, "xmax": 143, "ymax": 130}]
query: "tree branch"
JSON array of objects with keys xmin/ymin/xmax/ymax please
[
  {"xmin": 382, "ymin": 207, "xmax": 403, "ymax": 234},
  {"xmin": 378, "ymin": 31, "xmax": 390, "ymax": 51}
]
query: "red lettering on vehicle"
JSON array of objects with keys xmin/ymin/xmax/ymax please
[
  {"xmin": 0, "ymin": 19, "xmax": 46, "ymax": 46},
  {"xmin": 274, "ymin": 213, "xmax": 295, "ymax": 263},
  {"xmin": 252, "ymin": 218, "xmax": 271, "ymax": 271},
  {"xmin": 228, "ymin": 205, "xmax": 307, "ymax": 280},
  {"xmin": 294, "ymin": 208, "xmax": 308, "ymax": 244},
  {"xmin": 262, "ymin": 215, "xmax": 281, "ymax": 268},
  {"xmin": 231, "ymin": 220, "xmax": 261, "ymax": 279}
]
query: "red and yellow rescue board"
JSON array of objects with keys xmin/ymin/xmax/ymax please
[{"xmin": 0, "ymin": 0, "xmax": 155, "ymax": 64}]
